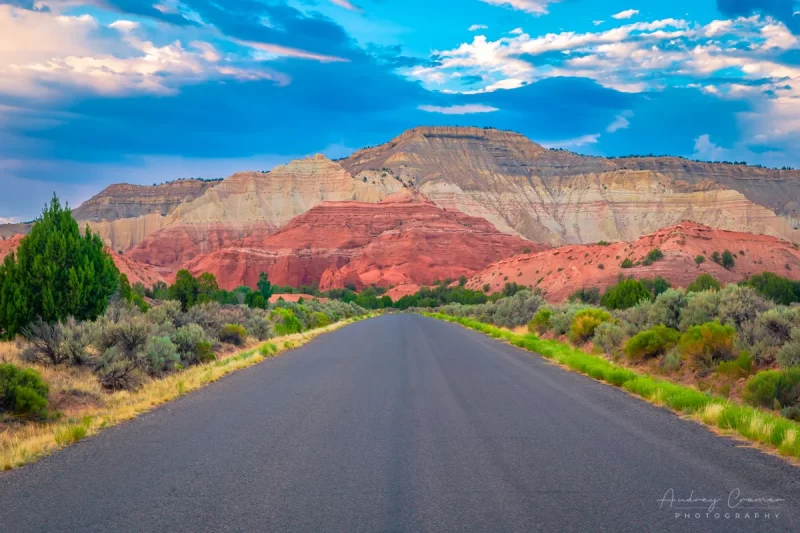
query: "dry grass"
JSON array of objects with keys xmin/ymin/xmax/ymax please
[{"xmin": 0, "ymin": 316, "xmax": 371, "ymax": 470}]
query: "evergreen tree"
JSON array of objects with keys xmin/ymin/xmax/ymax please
[
  {"xmin": 0, "ymin": 195, "xmax": 119, "ymax": 339},
  {"xmin": 257, "ymin": 272, "xmax": 274, "ymax": 302}
]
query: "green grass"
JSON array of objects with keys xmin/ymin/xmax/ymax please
[{"xmin": 423, "ymin": 312, "xmax": 800, "ymax": 461}]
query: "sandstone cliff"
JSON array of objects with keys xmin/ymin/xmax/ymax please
[
  {"xmin": 181, "ymin": 192, "xmax": 541, "ymax": 290},
  {"xmin": 467, "ymin": 222, "xmax": 800, "ymax": 302},
  {"xmin": 342, "ymin": 127, "xmax": 800, "ymax": 245}
]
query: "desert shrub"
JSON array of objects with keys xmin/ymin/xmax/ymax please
[
  {"xmin": 620, "ymin": 258, "xmax": 634, "ymax": 269},
  {"xmin": 743, "ymin": 369, "xmax": 800, "ymax": 409},
  {"xmin": 716, "ymin": 285, "xmax": 771, "ymax": 328},
  {"xmin": 528, "ymin": 308, "xmax": 552, "ymax": 334},
  {"xmin": 310, "ymin": 311, "xmax": 332, "ymax": 329},
  {"xmin": 777, "ymin": 329, "xmax": 800, "ymax": 368},
  {"xmin": 624, "ymin": 325, "xmax": 680, "ymax": 360},
  {"xmin": 679, "ymin": 321, "xmax": 738, "ymax": 371},
  {"xmin": 592, "ymin": 322, "xmax": 627, "ymax": 354},
  {"xmin": 569, "ymin": 287, "xmax": 601, "ymax": 305},
  {"xmin": 721, "ymin": 250, "xmax": 735, "ymax": 269},
  {"xmin": 181, "ymin": 302, "xmax": 225, "ymax": 336},
  {"xmin": 144, "ymin": 336, "xmax": 179, "ymax": 376},
  {"xmin": 482, "ymin": 290, "xmax": 545, "ymax": 328},
  {"xmin": 745, "ymin": 272, "xmax": 800, "ymax": 305},
  {"xmin": 601, "ymin": 279, "xmax": 653, "ymax": 310},
  {"xmin": 95, "ymin": 347, "xmax": 142, "ymax": 391},
  {"xmin": 58, "ymin": 318, "xmax": 92, "ymax": 366},
  {"xmin": 549, "ymin": 304, "xmax": 589, "ymax": 336},
  {"xmin": 245, "ymin": 316, "xmax": 272, "ymax": 341},
  {"xmin": 96, "ymin": 316, "xmax": 150, "ymax": 359},
  {"xmin": 20, "ymin": 319, "xmax": 67, "ymax": 366},
  {"xmin": 642, "ymin": 249, "xmax": 664, "ymax": 265},
  {"xmin": 694, "ymin": 255, "xmax": 705, "ymax": 265},
  {"xmin": 614, "ymin": 300, "xmax": 654, "ymax": 336},
  {"xmin": 146, "ymin": 300, "xmax": 183, "ymax": 328},
  {"xmin": 219, "ymin": 324, "xmax": 247, "ymax": 346},
  {"xmin": 641, "ymin": 276, "xmax": 671, "ymax": 297},
  {"xmin": 661, "ymin": 348, "xmax": 682, "ymax": 372},
  {"xmin": 0, "ymin": 363, "xmax": 49, "ymax": 418},
  {"xmin": 717, "ymin": 351, "xmax": 753, "ymax": 378},
  {"xmin": 171, "ymin": 324, "xmax": 212, "ymax": 365},
  {"xmin": 270, "ymin": 308, "xmax": 303, "ymax": 336},
  {"xmin": 679, "ymin": 290, "xmax": 721, "ymax": 330},
  {"xmin": 647, "ymin": 289, "xmax": 688, "ymax": 330},
  {"xmin": 569, "ymin": 308, "xmax": 612, "ymax": 343},
  {"xmin": 195, "ymin": 341, "xmax": 216, "ymax": 364},
  {"xmin": 687, "ymin": 273, "xmax": 721, "ymax": 293}
]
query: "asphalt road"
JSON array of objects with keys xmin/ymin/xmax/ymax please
[{"xmin": 2, "ymin": 314, "xmax": 799, "ymax": 533}]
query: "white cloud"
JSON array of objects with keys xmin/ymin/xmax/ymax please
[
  {"xmin": 0, "ymin": 217, "xmax": 19, "ymax": 225},
  {"xmin": 479, "ymin": 0, "xmax": 560, "ymax": 15},
  {"xmin": 540, "ymin": 133, "xmax": 600, "ymax": 149},
  {"xmin": 0, "ymin": 5, "xmax": 292, "ymax": 96},
  {"xmin": 469, "ymin": 24, "xmax": 489, "ymax": 31},
  {"xmin": 607, "ymin": 111, "xmax": 633, "ymax": 132},
  {"xmin": 593, "ymin": 20, "xmax": 605, "ymax": 26},
  {"xmin": 693, "ymin": 134, "xmax": 731, "ymax": 161},
  {"xmin": 612, "ymin": 9, "xmax": 639, "ymax": 20},
  {"xmin": 418, "ymin": 104, "xmax": 500, "ymax": 114},
  {"xmin": 330, "ymin": 0, "xmax": 361, "ymax": 12}
]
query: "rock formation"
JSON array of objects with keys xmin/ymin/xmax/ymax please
[
  {"xmin": 181, "ymin": 191, "xmax": 541, "ymax": 290},
  {"xmin": 467, "ymin": 222, "xmax": 800, "ymax": 302}
]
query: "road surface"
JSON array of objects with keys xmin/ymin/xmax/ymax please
[{"xmin": 1, "ymin": 315, "xmax": 798, "ymax": 532}]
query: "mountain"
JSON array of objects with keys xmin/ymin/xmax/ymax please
[
  {"xmin": 180, "ymin": 191, "xmax": 541, "ymax": 290},
  {"xmin": 467, "ymin": 222, "xmax": 800, "ymax": 302},
  {"xmin": 342, "ymin": 127, "xmax": 800, "ymax": 245}
]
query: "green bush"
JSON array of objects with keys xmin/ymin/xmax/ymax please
[
  {"xmin": 743, "ymin": 369, "xmax": 800, "ymax": 410},
  {"xmin": 777, "ymin": 329, "xmax": 800, "ymax": 368},
  {"xmin": 717, "ymin": 351, "xmax": 753, "ymax": 378},
  {"xmin": 601, "ymin": 279, "xmax": 653, "ymax": 310},
  {"xmin": 270, "ymin": 308, "xmax": 303, "ymax": 336},
  {"xmin": 144, "ymin": 336, "xmax": 179, "ymax": 376},
  {"xmin": 624, "ymin": 325, "xmax": 680, "ymax": 360},
  {"xmin": 549, "ymin": 304, "xmax": 589, "ymax": 336},
  {"xmin": 686, "ymin": 273, "xmax": 721, "ymax": 293},
  {"xmin": 245, "ymin": 316, "xmax": 272, "ymax": 341},
  {"xmin": 219, "ymin": 324, "xmax": 247, "ymax": 346},
  {"xmin": 310, "ymin": 311, "xmax": 332, "ymax": 329},
  {"xmin": 646, "ymin": 289, "xmax": 687, "ymax": 330},
  {"xmin": 592, "ymin": 322, "xmax": 627, "ymax": 354},
  {"xmin": 528, "ymin": 308, "xmax": 552, "ymax": 334},
  {"xmin": 620, "ymin": 258, "xmax": 634, "ymax": 269},
  {"xmin": 694, "ymin": 255, "xmax": 705, "ymax": 265},
  {"xmin": 745, "ymin": 272, "xmax": 800, "ymax": 305},
  {"xmin": 0, "ymin": 363, "xmax": 49, "ymax": 418},
  {"xmin": 716, "ymin": 285, "xmax": 770, "ymax": 328},
  {"xmin": 569, "ymin": 308, "xmax": 612, "ymax": 343},
  {"xmin": 0, "ymin": 195, "xmax": 119, "ymax": 339},
  {"xmin": 569, "ymin": 287, "xmax": 601, "ymax": 305},
  {"xmin": 679, "ymin": 321, "xmax": 738, "ymax": 371},
  {"xmin": 642, "ymin": 249, "xmax": 664, "ymax": 265},
  {"xmin": 170, "ymin": 324, "xmax": 211, "ymax": 365}
]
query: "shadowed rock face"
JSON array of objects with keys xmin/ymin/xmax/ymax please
[
  {"xmin": 467, "ymin": 222, "xmax": 800, "ymax": 302},
  {"xmin": 341, "ymin": 126, "xmax": 800, "ymax": 245},
  {"xmin": 180, "ymin": 192, "xmax": 543, "ymax": 291}
]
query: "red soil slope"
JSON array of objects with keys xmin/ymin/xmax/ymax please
[
  {"xmin": 467, "ymin": 222, "xmax": 800, "ymax": 302},
  {"xmin": 0, "ymin": 233, "xmax": 163, "ymax": 287},
  {"xmin": 183, "ymin": 192, "xmax": 542, "ymax": 290}
]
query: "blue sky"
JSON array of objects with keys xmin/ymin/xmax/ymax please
[{"xmin": 1, "ymin": 0, "xmax": 800, "ymax": 221}]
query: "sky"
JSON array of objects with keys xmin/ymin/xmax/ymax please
[{"xmin": 2, "ymin": 0, "xmax": 800, "ymax": 221}]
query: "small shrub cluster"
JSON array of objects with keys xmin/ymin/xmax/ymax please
[
  {"xmin": 624, "ymin": 325, "xmax": 680, "ymax": 361},
  {"xmin": 0, "ymin": 363, "xmax": 49, "ymax": 418},
  {"xmin": 569, "ymin": 308, "xmax": 612, "ymax": 343},
  {"xmin": 601, "ymin": 279, "xmax": 652, "ymax": 310}
]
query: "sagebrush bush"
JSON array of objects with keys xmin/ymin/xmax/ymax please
[
  {"xmin": 592, "ymin": 321, "xmax": 627, "ymax": 354},
  {"xmin": 679, "ymin": 321, "xmax": 738, "ymax": 371},
  {"xmin": 569, "ymin": 308, "xmax": 612, "ymax": 343},
  {"xmin": 777, "ymin": 328, "xmax": 800, "ymax": 368},
  {"xmin": 95, "ymin": 350, "xmax": 141, "ymax": 391},
  {"xmin": 614, "ymin": 299, "xmax": 654, "ymax": 336},
  {"xmin": 661, "ymin": 348, "xmax": 682, "ymax": 372},
  {"xmin": 96, "ymin": 316, "xmax": 150, "ymax": 358},
  {"xmin": 20, "ymin": 318, "xmax": 67, "ymax": 366},
  {"xmin": 601, "ymin": 279, "xmax": 653, "ymax": 310},
  {"xmin": 647, "ymin": 289, "xmax": 687, "ymax": 330},
  {"xmin": 716, "ymin": 285, "xmax": 771, "ymax": 328},
  {"xmin": 245, "ymin": 316, "xmax": 272, "ymax": 341},
  {"xmin": 550, "ymin": 304, "xmax": 589, "ymax": 336},
  {"xmin": 145, "ymin": 300, "xmax": 182, "ymax": 328},
  {"xmin": 482, "ymin": 290, "xmax": 545, "ymax": 328},
  {"xmin": 743, "ymin": 369, "xmax": 800, "ymax": 410},
  {"xmin": 528, "ymin": 308, "xmax": 552, "ymax": 334},
  {"xmin": 219, "ymin": 324, "xmax": 247, "ymax": 346},
  {"xmin": 270, "ymin": 308, "xmax": 303, "ymax": 336},
  {"xmin": 0, "ymin": 363, "xmax": 49, "ymax": 418},
  {"xmin": 170, "ymin": 324, "xmax": 211, "ymax": 365},
  {"xmin": 624, "ymin": 325, "xmax": 680, "ymax": 360},
  {"xmin": 144, "ymin": 336, "xmax": 179, "ymax": 376},
  {"xmin": 679, "ymin": 290, "xmax": 721, "ymax": 330}
]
